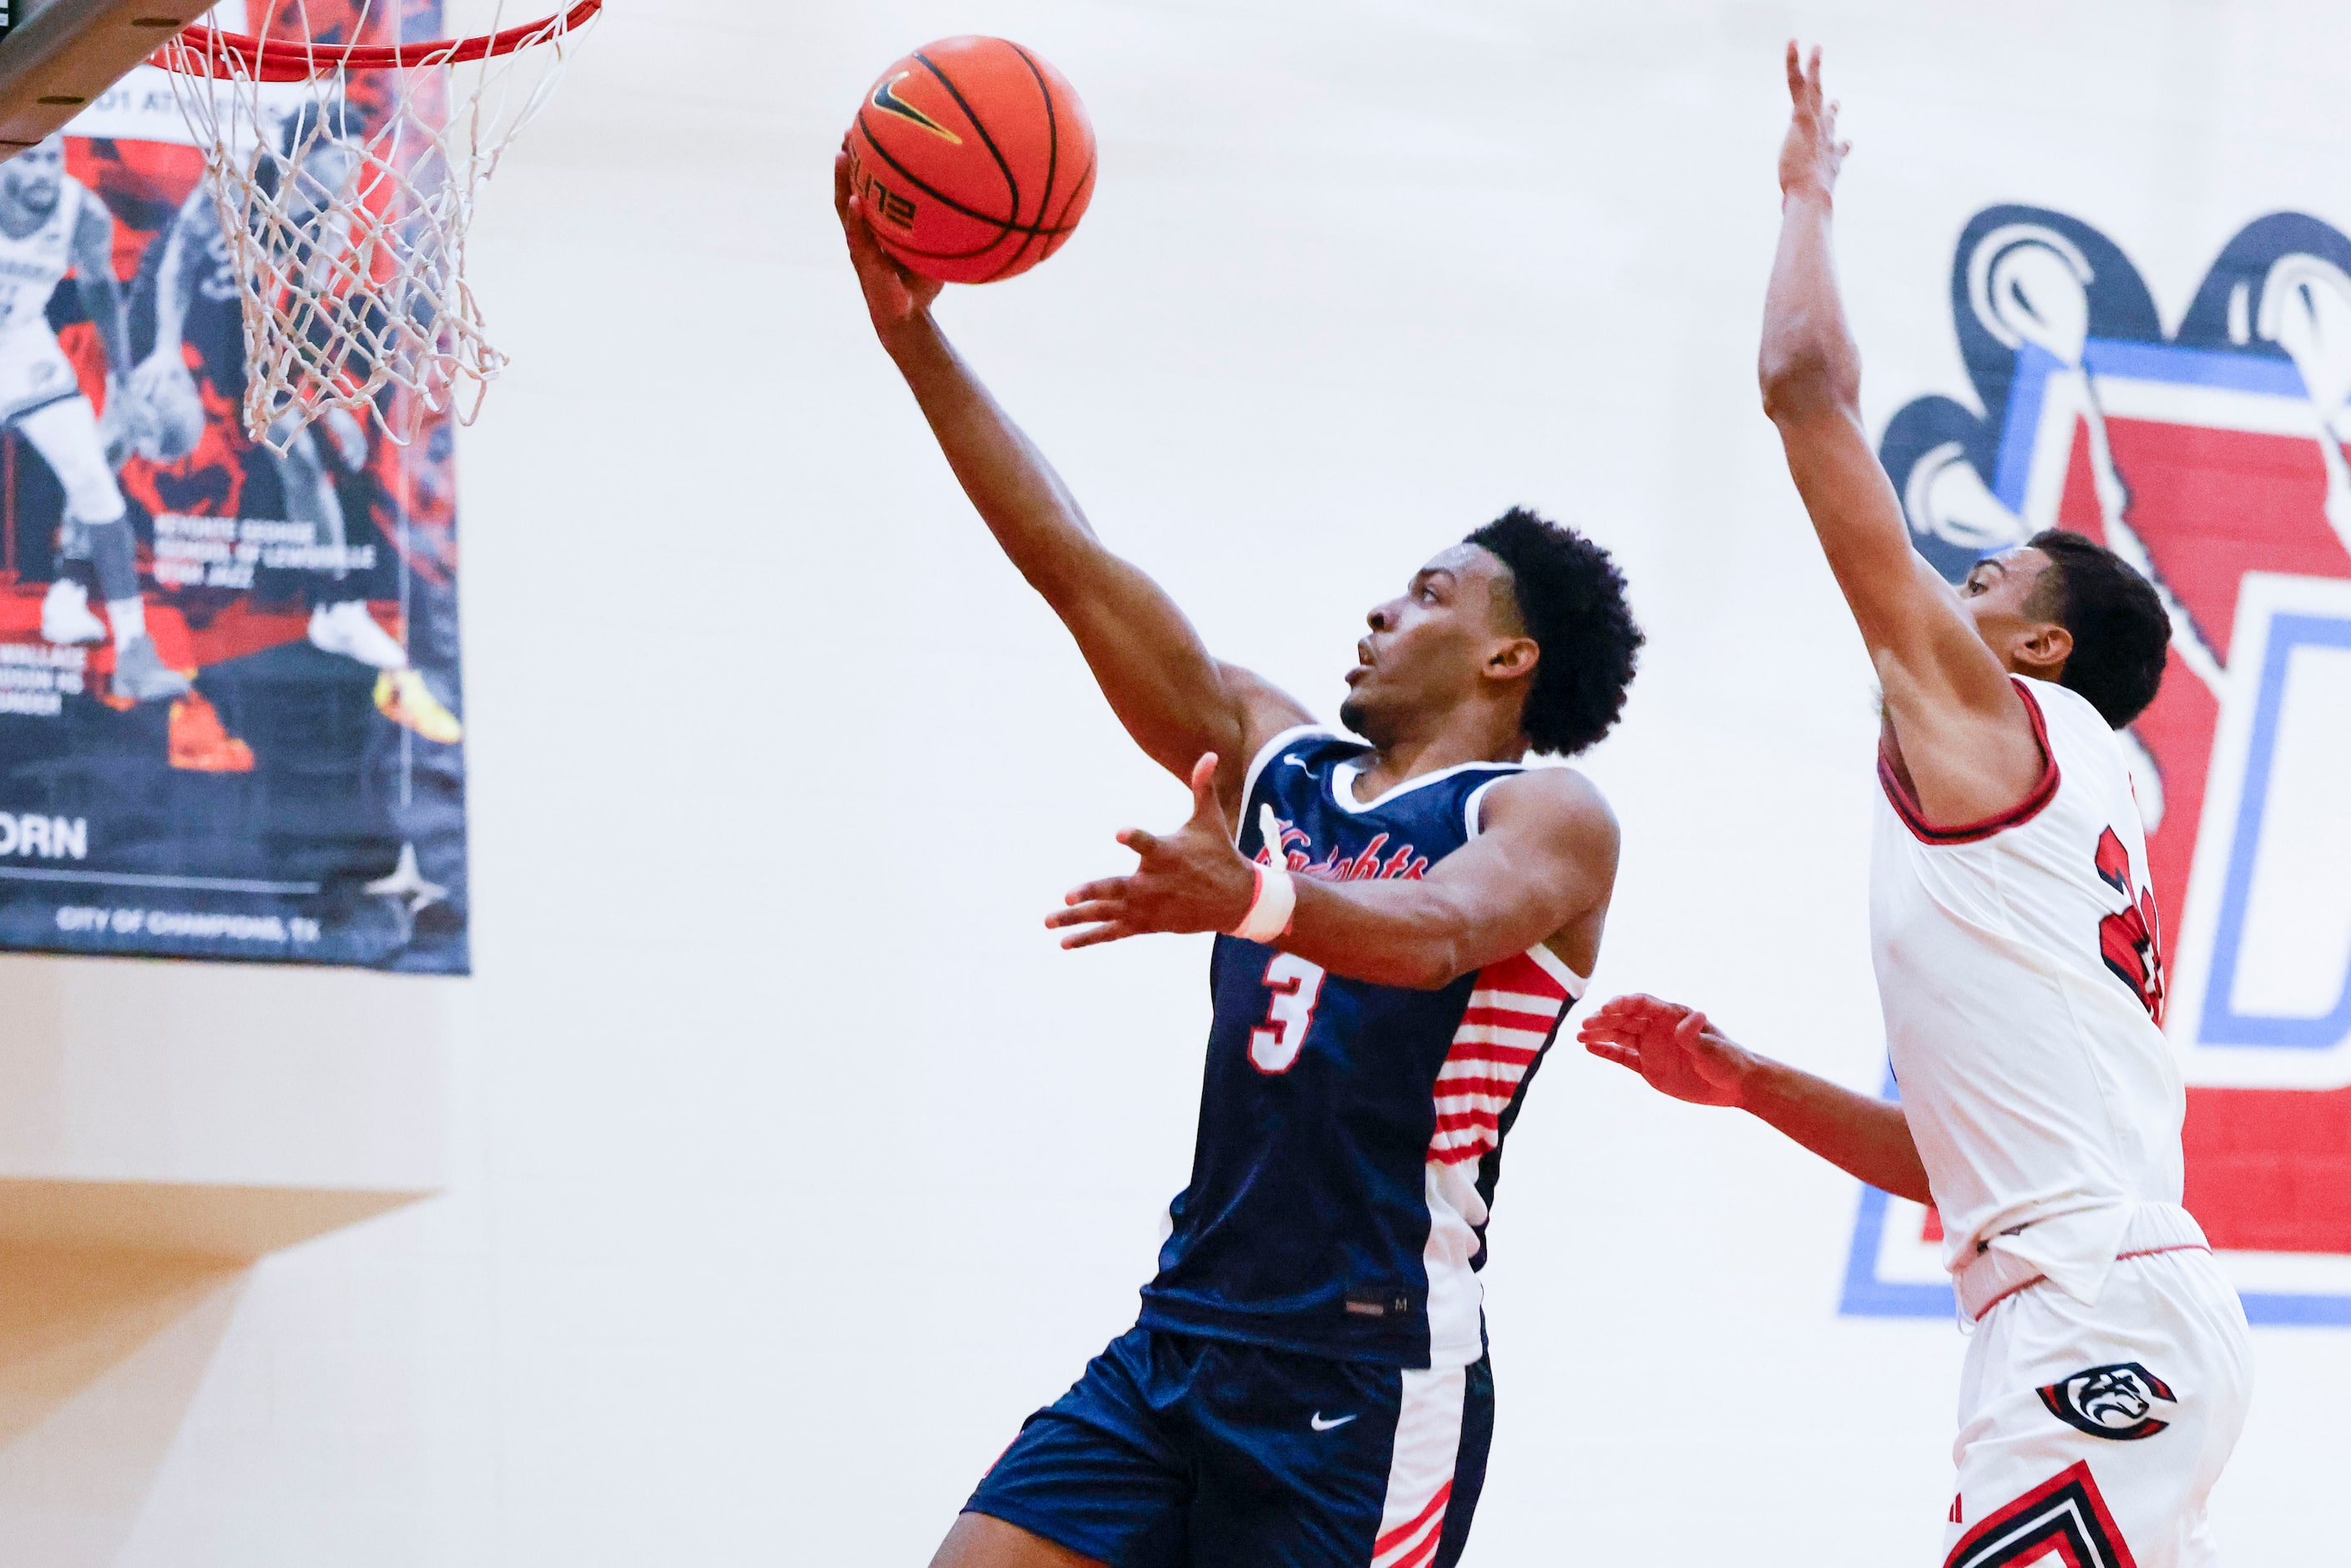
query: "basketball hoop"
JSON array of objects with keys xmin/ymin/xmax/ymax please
[{"xmin": 154, "ymin": 0, "xmax": 600, "ymax": 451}]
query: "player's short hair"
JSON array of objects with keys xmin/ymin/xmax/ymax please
[
  {"xmin": 1464, "ymin": 508, "xmax": 1642, "ymax": 756},
  {"xmin": 2024, "ymin": 529, "xmax": 2170, "ymax": 728}
]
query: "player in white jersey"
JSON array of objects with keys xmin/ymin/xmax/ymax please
[
  {"xmin": 1577, "ymin": 46, "xmax": 2251, "ymax": 1567},
  {"xmin": 0, "ymin": 135, "xmax": 190, "ymax": 702}
]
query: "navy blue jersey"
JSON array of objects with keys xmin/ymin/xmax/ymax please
[{"xmin": 1137, "ymin": 727, "xmax": 1585, "ymax": 1368}]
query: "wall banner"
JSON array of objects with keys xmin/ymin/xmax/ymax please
[
  {"xmin": 1848, "ymin": 206, "xmax": 2351, "ymax": 1324},
  {"xmin": 0, "ymin": 17, "xmax": 468, "ymax": 973}
]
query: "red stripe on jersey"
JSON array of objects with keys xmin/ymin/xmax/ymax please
[
  {"xmin": 1374, "ymin": 1480, "xmax": 1453, "ymax": 1556},
  {"xmin": 1459, "ymin": 1005, "xmax": 1558, "ymax": 1031},
  {"xmin": 1433, "ymin": 1076, "xmax": 1520, "ymax": 1100},
  {"xmin": 1393, "ymin": 1520, "xmax": 1449, "ymax": 1568},
  {"xmin": 1474, "ymin": 951, "xmax": 1567, "ymax": 999},
  {"xmin": 1426, "ymin": 953, "xmax": 1565, "ymax": 1164},
  {"xmin": 1446, "ymin": 1044, "xmax": 1540, "ymax": 1068}
]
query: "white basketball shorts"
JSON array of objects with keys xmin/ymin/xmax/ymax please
[
  {"xmin": 0, "ymin": 320, "xmax": 85, "ymax": 423},
  {"xmin": 1944, "ymin": 1247, "xmax": 2252, "ymax": 1568}
]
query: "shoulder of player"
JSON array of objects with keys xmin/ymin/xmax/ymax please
[
  {"xmin": 1476, "ymin": 766, "xmax": 1618, "ymax": 853},
  {"xmin": 2015, "ymin": 673, "xmax": 2102, "ymax": 733},
  {"xmin": 66, "ymin": 187, "xmax": 112, "ymax": 251},
  {"xmin": 1877, "ymin": 635, "xmax": 2037, "ymax": 761},
  {"xmin": 1219, "ymin": 663, "xmax": 1317, "ymax": 753},
  {"xmin": 2015, "ymin": 676, "xmax": 2133, "ymax": 788}
]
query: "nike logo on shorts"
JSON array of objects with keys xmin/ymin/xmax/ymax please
[{"xmin": 1310, "ymin": 1411, "xmax": 1357, "ymax": 1431}]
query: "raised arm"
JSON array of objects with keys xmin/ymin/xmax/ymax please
[
  {"xmin": 1045, "ymin": 756, "xmax": 1616, "ymax": 990},
  {"xmin": 1758, "ymin": 45, "xmax": 2044, "ymax": 826},
  {"xmin": 1578, "ymin": 994, "xmax": 1932, "ymax": 1205},
  {"xmin": 68, "ymin": 194, "xmax": 131, "ymax": 382},
  {"xmin": 126, "ymin": 189, "xmax": 210, "ymax": 419},
  {"xmin": 835, "ymin": 151, "xmax": 1308, "ymax": 811}
]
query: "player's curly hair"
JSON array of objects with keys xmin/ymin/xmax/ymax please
[
  {"xmin": 1465, "ymin": 508, "xmax": 1642, "ymax": 756},
  {"xmin": 2025, "ymin": 529, "xmax": 2170, "ymax": 729}
]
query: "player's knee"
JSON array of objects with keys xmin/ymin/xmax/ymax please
[
  {"xmin": 52, "ymin": 433, "xmax": 126, "ymax": 521},
  {"xmin": 62, "ymin": 479, "xmax": 127, "ymax": 527}
]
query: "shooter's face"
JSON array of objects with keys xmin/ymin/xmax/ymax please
[
  {"xmin": 3, "ymin": 142, "xmax": 63, "ymax": 216},
  {"xmin": 1340, "ymin": 543, "xmax": 1534, "ymax": 746}
]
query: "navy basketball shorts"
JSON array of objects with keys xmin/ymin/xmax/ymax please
[{"xmin": 965, "ymin": 1326, "xmax": 1494, "ymax": 1568}]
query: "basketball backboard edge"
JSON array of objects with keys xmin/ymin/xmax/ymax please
[{"xmin": 0, "ymin": 0, "xmax": 215, "ymax": 156}]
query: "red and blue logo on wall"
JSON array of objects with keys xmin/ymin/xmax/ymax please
[{"xmin": 1847, "ymin": 206, "xmax": 2351, "ymax": 1327}]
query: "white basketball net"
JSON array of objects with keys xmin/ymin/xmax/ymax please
[{"xmin": 159, "ymin": 0, "xmax": 598, "ymax": 452}]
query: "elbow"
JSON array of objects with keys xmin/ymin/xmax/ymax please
[
  {"xmin": 1020, "ymin": 560, "xmax": 1077, "ymax": 609},
  {"xmin": 1342, "ymin": 942, "xmax": 1462, "ymax": 992},
  {"xmin": 1890, "ymin": 1171, "xmax": 1935, "ymax": 1208},
  {"xmin": 1408, "ymin": 952, "xmax": 1463, "ymax": 992},
  {"xmin": 1017, "ymin": 539, "xmax": 1110, "ymax": 614},
  {"xmin": 1399, "ymin": 933, "xmax": 1473, "ymax": 992},
  {"xmin": 1757, "ymin": 339, "xmax": 1859, "ymax": 426}
]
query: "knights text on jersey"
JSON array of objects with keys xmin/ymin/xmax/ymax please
[{"xmin": 1136, "ymin": 726, "xmax": 1585, "ymax": 1369}]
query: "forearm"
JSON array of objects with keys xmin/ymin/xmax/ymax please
[
  {"xmin": 883, "ymin": 312, "xmax": 1115, "ymax": 599},
  {"xmin": 881, "ymin": 311, "xmax": 1245, "ymax": 776},
  {"xmin": 1756, "ymin": 187, "xmax": 1929, "ymax": 645},
  {"xmin": 81, "ymin": 279, "xmax": 131, "ymax": 379},
  {"xmin": 149, "ymin": 200, "xmax": 205, "ymax": 351},
  {"xmin": 1732, "ymin": 1052, "xmax": 1933, "ymax": 1204},
  {"xmin": 1280, "ymin": 876, "xmax": 1562, "ymax": 991},
  {"xmin": 1757, "ymin": 189, "xmax": 1862, "ymax": 423},
  {"xmin": 1277, "ymin": 879, "xmax": 1467, "ymax": 989},
  {"xmin": 1270, "ymin": 777, "xmax": 1610, "ymax": 989}
]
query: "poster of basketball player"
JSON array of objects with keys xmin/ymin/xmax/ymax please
[{"xmin": 0, "ymin": 1, "xmax": 469, "ymax": 973}]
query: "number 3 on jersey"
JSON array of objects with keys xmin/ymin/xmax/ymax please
[{"xmin": 1250, "ymin": 953, "xmax": 1327, "ymax": 1074}]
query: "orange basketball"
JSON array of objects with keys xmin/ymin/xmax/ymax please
[{"xmin": 843, "ymin": 37, "xmax": 1098, "ymax": 285}]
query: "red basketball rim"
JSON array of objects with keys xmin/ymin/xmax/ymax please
[{"xmin": 160, "ymin": 0, "xmax": 601, "ymax": 83}]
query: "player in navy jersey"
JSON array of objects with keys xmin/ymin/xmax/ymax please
[{"xmin": 837, "ymin": 153, "xmax": 1644, "ymax": 1568}]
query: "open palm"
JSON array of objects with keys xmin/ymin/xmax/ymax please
[{"xmin": 1578, "ymin": 993, "xmax": 1752, "ymax": 1109}]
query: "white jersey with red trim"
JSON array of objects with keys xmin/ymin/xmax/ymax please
[{"xmin": 1871, "ymin": 675, "xmax": 2185, "ymax": 1307}]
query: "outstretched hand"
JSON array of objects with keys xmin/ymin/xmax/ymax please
[
  {"xmin": 1778, "ymin": 42, "xmax": 1848, "ymax": 205},
  {"xmin": 834, "ymin": 145, "xmax": 943, "ymax": 344},
  {"xmin": 1047, "ymin": 753, "xmax": 1258, "ymax": 949},
  {"xmin": 1577, "ymin": 993, "xmax": 1754, "ymax": 1110}
]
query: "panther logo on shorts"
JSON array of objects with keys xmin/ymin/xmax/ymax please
[{"xmin": 2036, "ymin": 1362, "xmax": 2177, "ymax": 1440}]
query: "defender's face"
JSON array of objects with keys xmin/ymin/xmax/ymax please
[
  {"xmin": 1339, "ymin": 543, "xmax": 1522, "ymax": 745},
  {"xmin": 3, "ymin": 141, "xmax": 63, "ymax": 216},
  {"xmin": 1959, "ymin": 546, "xmax": 2055, "ymax": 645}
]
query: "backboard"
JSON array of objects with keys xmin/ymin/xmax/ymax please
[{"xmin": 0, "ymin": 0, "xmax": 215, "ymax": 154}]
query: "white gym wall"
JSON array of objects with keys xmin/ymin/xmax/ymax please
[{"xmin": 2, "ymin": 1, "xmax": 2345, "ymax": 1562}]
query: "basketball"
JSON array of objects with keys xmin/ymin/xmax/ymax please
[{"xmin": 843, "ymin": 36, "xmax": 1097, "ymax": 285}]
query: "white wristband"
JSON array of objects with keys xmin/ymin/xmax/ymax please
[{"xmin": 1230, "ymin": 861, "xmax": 1297, "ymax": 943}]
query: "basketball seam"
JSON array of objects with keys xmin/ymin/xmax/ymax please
[
  {"xmin": 914, "ymin": 49, "xmax": 1021, "ymax": 225},
  {"xmin": 852, "ymin": 110, "xmax": 1074, "ymax": 238},
  {"xmin": 1028, "ymin": 152, "xmax": 1095, "ymax": 267},
  {"xmin": 1050, "ymin": 154, "xmax": 1095, "ymax": 230},
  {"xmin": 877, "ymin": 231, "xmax": 1064, "ymax": 261},
  {"xmin": 982, "ymin": 43, "xmax": 1060, "ymax": 282}
]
